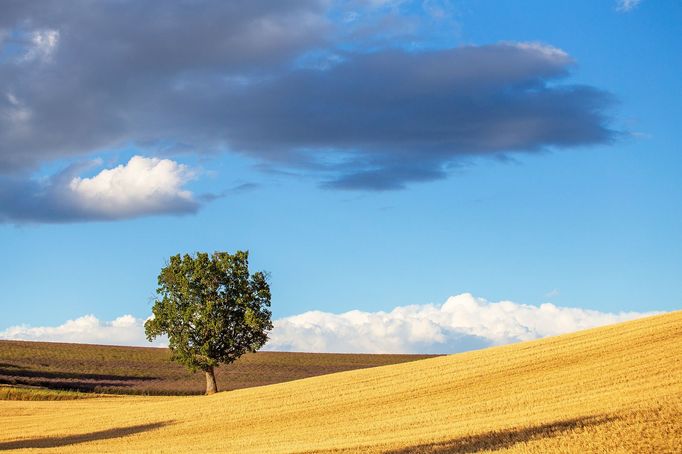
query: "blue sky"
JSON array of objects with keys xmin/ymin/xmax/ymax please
[{"xmin": 0, "ymin": 0, "xmax": 680, "ymax": 352}]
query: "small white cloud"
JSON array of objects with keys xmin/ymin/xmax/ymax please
[
  {"xmin": 22, "ymin": 29, "xmax": 60, "ymax": 62},
  {"xmin": 616, "ymin": 0, "xmax": 642, "ymax": 12},
  {"xmin": 0, "ymin": 155, "xmax": 201, "ymax": 223},
  {"xmin": 1, "ymin": 294, "xmax": 657, "ymax": 353},
  {"xmin": 68, "ymin": 155, "xmax": 197, "ymax": 219}
]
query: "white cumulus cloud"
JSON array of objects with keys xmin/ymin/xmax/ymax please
[
  {"xmin": 0, "ymin": 155, "xmax": 201, "ymax": 223},
  {"xmin": 265, "ymin": 294, "xmax": 657, "ymax": 353},
  {"xmin": 68, "ymin": 155, "xmax": 197, "ymax": 219},
  {"xmin": 0, "ymin": 314, "xmax": 165, "ymax": 346},
  {"xmin": 0, "ymin": 294, "xmax": 657, "ymax": 353}
]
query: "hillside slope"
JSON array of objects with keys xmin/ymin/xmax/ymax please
[
  {"xmin": 0, "ymin": 341, "xmax": 435, "ymax": 395},
  {"xmin": 1, "ymin": 311, "xmax": 681, "ymax": 453}
]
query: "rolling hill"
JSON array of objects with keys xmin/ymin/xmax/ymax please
[
  {"xmin": 1, "ymin": 311, "xmax": 681, "ymax": 453},
  {"xmin": 0, "ymin": 340, "xmax": 436, "ymax": 395}
]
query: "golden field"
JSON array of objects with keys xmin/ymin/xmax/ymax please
[{"xmin": 1, "ymin": 311, "xmax": 681, "ymax": 453}]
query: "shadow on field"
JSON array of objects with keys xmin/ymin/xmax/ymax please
[
  {"xmin": 0, "ymin": 364, "xmax": 160, "ymax": 393},
  {"xmin": 0, "ymin": 422, "xmax": 172, "ymax": 450},
  {"xmin": 387, "ymin": 415, "xmax": 617, "ymax": 453},
  {"xmin": 0, "ymin": 366, "xmax": 157, "ymax": 382}
]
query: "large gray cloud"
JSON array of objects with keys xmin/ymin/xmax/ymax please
[
  {"xmin": 221, "ymin": 43, "xmax": 615, "ymax": 189},
  {"xmin": 0, "ymin": 0, "xmax": 330, "ymax": 171},
  {"xmin": 0, "ymin": 1, "xmax": 616, "ymax": 201}
]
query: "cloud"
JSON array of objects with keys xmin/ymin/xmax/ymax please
[
  {"xmin": 0, "ymin": 314, "xmax": 165, "ymax": 347},
  {"xmin": 226, "ymin": 42, "xmax": 614, "ymax": 190},
  {"xmin": 0, "ymin": 1, "xmax": 616, "ymax": 191},
  {"xmin": 265, "ymin": 293, "xmax": 655, "ymax": 353},
  {"xmin": 0, "ymin": 155, "xmax": 200, "ymax": 223},
  {"xmin": 616, "ymin": 0, "xmax": 642, "ymax": 12},
  {"xmin": 21, "ymin": 29, "xmax": 60, "ymax": 62},
  {"xmin": 0, "ymin": 294, "xmax": 657, "ymax": 353},
  {"xmin": 0, "ymin": 0, "xmax": 330, "ymax": 171}
]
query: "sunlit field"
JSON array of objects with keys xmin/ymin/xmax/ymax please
[
  {"xmin": 0, "ymin": 386, "xmax": 97, "ymax": 401},
  {"xmin": 1, "ymin": 311, "xmax": 680, "ymax": 453}
]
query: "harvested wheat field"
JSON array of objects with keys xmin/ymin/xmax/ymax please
[{"xmin": 1, "ymin": 311, "xmax": 681, "ymax": 453}]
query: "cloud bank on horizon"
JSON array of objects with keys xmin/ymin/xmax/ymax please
[
  {"xmin": 0, "ymin": 294, "xmax": 657, "ymax": 354},
  {"xmin": 0, "ymin": 1, "xmax": 617, "ymax": 222}
]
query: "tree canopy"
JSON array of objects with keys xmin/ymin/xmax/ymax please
[{"xmin": 145, "ymin": 251, "xmax": 273, "ymax": 394}]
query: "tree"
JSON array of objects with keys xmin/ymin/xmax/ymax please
[{"xmin": 145, "ymin": 251, "xmax": 273, "ymax": 394}]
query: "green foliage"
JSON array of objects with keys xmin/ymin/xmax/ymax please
[{"xmin": 145, "ymin": 251, "xmax": 273, "ymax": 373}]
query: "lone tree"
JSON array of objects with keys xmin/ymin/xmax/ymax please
[{"xmin": 145, "ymin": 251, "xmax": 273, "ymax": 394}]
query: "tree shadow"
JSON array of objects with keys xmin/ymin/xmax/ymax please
[
  {"xmin": 0, "ymin": 421, "xmax": 172, "ymax": 450},
  {"xmin": 387, "ymin": 415, "xmax": 617, "ymax": 453}
]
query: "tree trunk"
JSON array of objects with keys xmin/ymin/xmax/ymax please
[{"xmin": 205, "ymin": 366, "xmax": 218, "ymax": 395}]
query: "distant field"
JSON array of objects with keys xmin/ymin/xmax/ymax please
[
  {"xmin": 1, "ymin": 311, "xmax": 680, "ymax": 453},
  {"xmin": 0, "ymin": 385, "xmax": 98, "ymax": 401},
  {"xmin": 0, "ymin": 340, "xmax": 437, "ymax": 395}
]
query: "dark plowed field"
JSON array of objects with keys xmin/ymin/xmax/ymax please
[{"xmin": 0, "ymin": 340, "xmax": 437, "ymax": 395}]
